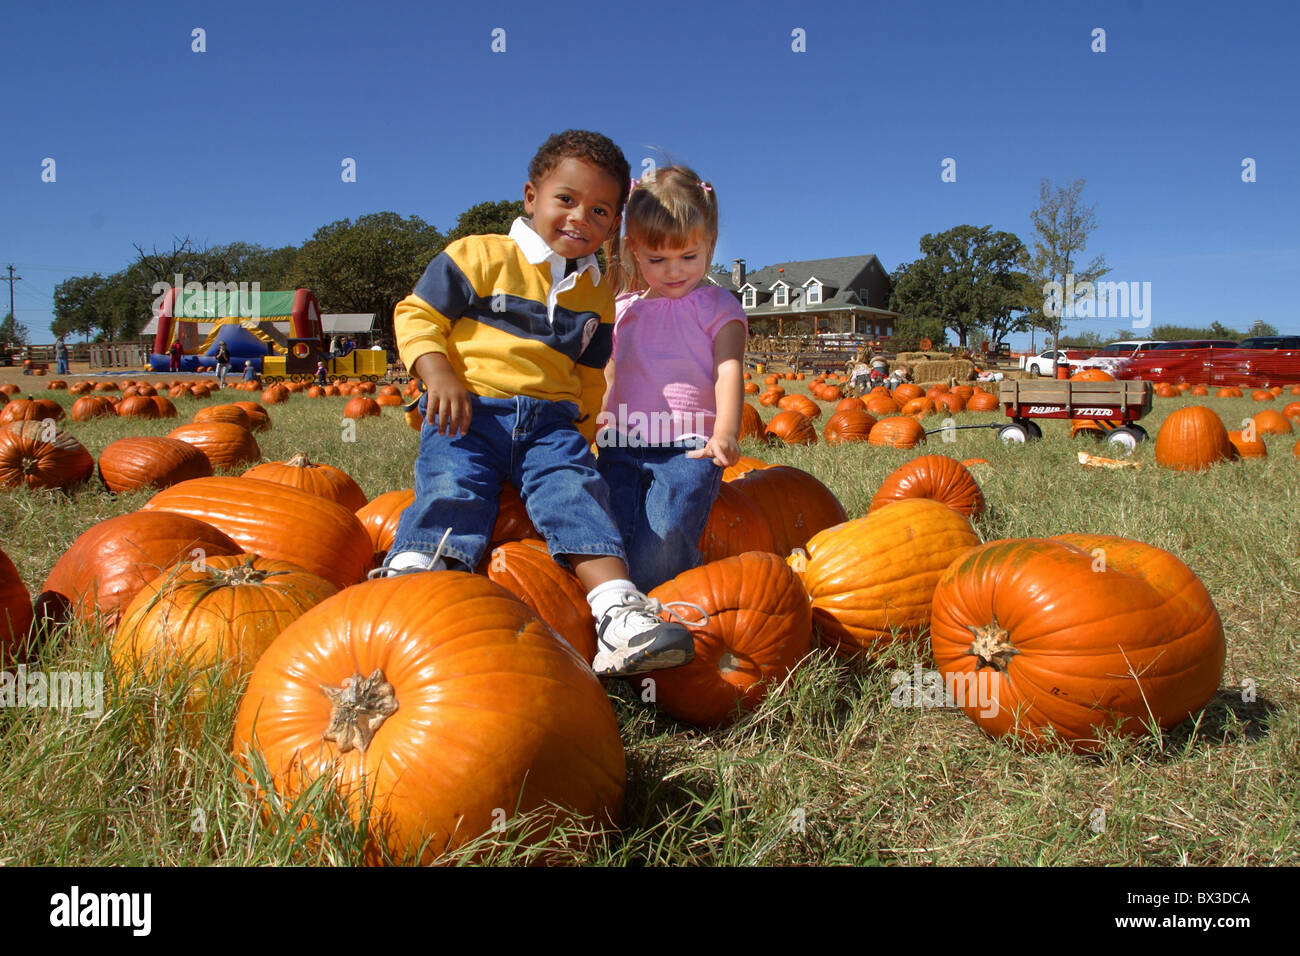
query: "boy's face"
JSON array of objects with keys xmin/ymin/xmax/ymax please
[{"xmin": 524, "ymin": 157, "xmax": 622, "ymax": 260}]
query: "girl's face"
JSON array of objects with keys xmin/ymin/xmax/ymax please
[{"xmin": 630, "ymin": 231, "xmax": 712, "ymax": 299}]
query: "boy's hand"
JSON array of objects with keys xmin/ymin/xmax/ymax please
[
  {"xmin": 687, "ymin": 431, "xmax": 740, "ymax": 468},
  {"xmin": 413, "ymin": 353, "xmax": 471, "ymax": 436}
]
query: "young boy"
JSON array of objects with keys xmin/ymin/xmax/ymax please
[{"xmin": 381, "ymin": 130, "xmax": 696, "ymax": 678}]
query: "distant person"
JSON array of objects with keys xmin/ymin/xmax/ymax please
[
  {"xmin": 344, "ymin": 337, "xmax": 356, "ymax": 355},
  {"xmin": 55, "ymin": 336, "xmax": 69, "ymax": 375},
  {"xmin": 243, "ymin": 360, "xmax": 258, "ymax": 384},
  {"xmin": 315, "ymin": 360, "xmax": 329, "ymax": 387},
  {"xmin": 168, "ymin": 338, "xmax": 184, "ymax": 372},
  {"xmin": 328, "ymin": 335, "xmax": 339, "ymax": 359},
  {"xmin": 214, "ymin": 340, "xmax": 231, "ymax": 387}
]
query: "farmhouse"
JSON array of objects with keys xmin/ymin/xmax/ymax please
[{"xmin": 710, "ymin": 255, "xmax": 899, "ymax": 342}]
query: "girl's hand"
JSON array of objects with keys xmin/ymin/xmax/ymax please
[
  {"xmin": 687, "ymin": 431, "xmax": 740, "ymax": 467},
  {"xmin": 413, "ymin": 353, "xmax": 472, "ymax": 436}
]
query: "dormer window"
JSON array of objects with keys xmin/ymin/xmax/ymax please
[
  {"xmin": 773, "ymin": 283, "xmax": 789, "ymax": 308},
  {"xmin": 806, "ymin": 281, "xmax": 822, "ymax": 305},
  {"xmin": 742, "ymin": 286, "xmax": 756, "ymax": 309}
]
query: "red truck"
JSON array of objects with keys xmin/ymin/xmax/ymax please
[{"xmin": 1109, "ymin": 340, "xmax": 1300, "ymax": 387}]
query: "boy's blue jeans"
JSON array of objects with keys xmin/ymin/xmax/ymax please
[
  {"xmin": 596, "ymin": 437, "xmax": 723, "ymax": 593},
  {"xmin": 389, "ymin": 393, "xmax": 627, "ymax": 572}
]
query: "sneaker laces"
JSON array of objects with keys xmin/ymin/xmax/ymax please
[
  {"xmin": 367, "ymin": 528, "xmax": 453, "ymax": 579},
  {"xmin": 613, "ymin": 593, "xmax": 711, "ymax": 628}
]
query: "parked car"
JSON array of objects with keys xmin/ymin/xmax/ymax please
[
  {"xmin": 1238, "ymin": 335, "xmax": 1300, "ymax": 349},
  {"xmin": 1144, "ymin": 339, "xmax": 1238, "ymax": 350},
  {"xmin": 1114, "ymin": 338, "xmax": 1300, "ymax": 386},
  {"xmin": 1023, "ymin": 348, "xmax": 1094, "ymax": 376}
]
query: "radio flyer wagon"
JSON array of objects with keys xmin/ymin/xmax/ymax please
[{"xmin": 995, "ymin": 379, "xmax": 1155, "ymax": 453}]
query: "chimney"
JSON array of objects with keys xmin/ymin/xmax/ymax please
[{"xmin": 731, "ymin": 258, "xmax": 746, "ymax": 288}]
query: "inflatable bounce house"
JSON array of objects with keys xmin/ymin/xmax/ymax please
[{"xmin": 150, "ymin": 287, "xmax": 323, "ymax": 374}]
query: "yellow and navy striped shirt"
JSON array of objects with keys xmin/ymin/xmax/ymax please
[{"xmin": 394, "ymin": 218, "xmax": 614, "ymax": 440}]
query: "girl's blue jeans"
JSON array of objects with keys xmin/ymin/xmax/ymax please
[
  {"xmin": 389, "ymin": 393, "xmax": 626, "ymax": 572},
  {"xmin": 595, "ymin": 436, "xmax": 723, "ymax": 592}
]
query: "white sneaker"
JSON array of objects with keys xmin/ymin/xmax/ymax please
[
  {"xmin": 368, "ymin": 529, "xmax": 452, "ymax": 579},
  {"xmin": 592, "ymin": 593, "xmax": 705, "ymax": 678}
]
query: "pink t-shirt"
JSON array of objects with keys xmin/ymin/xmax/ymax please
[{"xmin": 603, "ymin": 284, "xmax": 747, "ymax": 444}]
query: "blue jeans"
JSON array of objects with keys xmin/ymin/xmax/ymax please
[
  {"xmin": 389, "ymin": 393, "xmax": 626, "ymax": 571},
  {"xmin": 56, "ymin": 357, "xmax": 69, "ymax": 374},
  {"xmin": 596, "ymin": 437, "xmax": 723, "ymax": 593}
]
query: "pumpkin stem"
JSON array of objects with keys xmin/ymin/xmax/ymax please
[
  {"xmin": 968, "ymin": 621, "xmax": 1019, "ymax": 672},
  {"xmin": 322, "ymin": 669, "xmax": 399, "ymax": 755},
  {"xmin": 285, "ymin": 452, "xmax": 312, "ymax": 468}
]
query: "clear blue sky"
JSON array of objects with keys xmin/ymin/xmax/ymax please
[{"xmin": 2, "ymin": 0, "xmax": 1297, "ymax": 347}]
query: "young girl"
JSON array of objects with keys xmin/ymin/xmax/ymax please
[{"xmin": 597, "ymin": 166, "xmax": 747, "ymax": 592}]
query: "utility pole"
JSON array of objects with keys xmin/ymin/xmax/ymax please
[{"xmin": 2, "ymin": 265, "xmax": 20, "ymax": 324}]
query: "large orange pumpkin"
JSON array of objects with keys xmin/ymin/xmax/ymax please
[
  {"xmin": 243, "ymin": 453, "xmax": 368, "ymax": 512},
  {"xmin": 141, "ymin": 477, "xmax": 373, "ymax": 589},
  {"xmin": 867, "ymin": 416, "xmax": 926, "ymax": 449},
  {"xmin": 193, "ymin": 404, "xmax": 252, "ymax": 429},
  {"xmin": 1227, "ymin": 429, "xmax": 1266, "ymax": 459},
  {"xmin": 738, "ymin": 403, "xmax": 765, "ymax": 442},
  {"xmin": 485, "ymin": 539, "xmax": 596, "ymax": 663},
  {"xmin": 869, "ymin": 454, "xmax": 985, "ymax": 517},
  {"xmin": 0, "ymin": 546, "xmax": 33, "ymax": 661},
  {"xmin": 167, "ymin": 422, "xmax": 261, "ymax": 470},
  {"xmin": 36, "ymin": 512, "xmax": 242, "ymax": 633},
  {"xmin": 966, "ymin": 390, "xmax": 998, "ymax": 412},
  {"xmin": 697, "ymin": 480, "xmax": 776, "ymax": 563},
  {"xmin": 643, "ymin": 552, "xmax": 812, "ymax": 728},
  {"xmin": 98, "ymin": 436, "xmax": 213, "ymax": 493},
  {"xmin": 822, "ymin": 408, "xmax": 876, "ymax": 444},
  {"xmin": 930, "ymin": 535, "xmax": 1225, "ymax": 752},
  {"xmin": 1153, "ymin": 406, "xmax": 1234, "ymax": 471},
  {"xmin": 1252, "ymin": 409, "xmax": 1293, "ymax": 436},
  {"xmin": 0, "ymin": 422, "xmax": 95, "ymax": 490},
  {"xmin": 792, "ymin": 498, "xmax": 978, "ymax": 656},
  {"xmin": 726, "ymin": 465, "xmax": 847, "ymax": 556},
  {"xmin": 765, "ymin": 410, "xmax": 817, "ymax": 446},
  {"xmin": 112, "ymin": 554, "xmax": 337, "ymax": 693},
  {"xmin": 232, "ymin": 573, "xmax": 626, "ymax": 863}
]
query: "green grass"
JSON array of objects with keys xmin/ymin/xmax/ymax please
[{"xmin": 1, "ymin": 382, "xmax": 1298, "ymax": 865}]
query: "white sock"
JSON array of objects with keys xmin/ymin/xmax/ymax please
[
  {"xmin": 388, "ymin": 550, "xmax": 447, "ymax": 572},
  {"xmin": 587, "ymin": 578, "xmax": 638, "ymax": 620}
]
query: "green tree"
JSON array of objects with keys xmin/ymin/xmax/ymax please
[
  {"xmin": 53, "ymin": 273, "xmax": 108, "ymax": 339},
  {"xmin": 292, "ymin": 213, "xmax": 444, "ymax": 340},
  {"xmin": 890, "ymin": 314, "xmax": 949, "ymax": 351},
  {"xmin": 1246, "ymin": 319, "xmax": 1278, "ymax": 337},
  {"xmin": 889, "ymin": 225, "xmax": 1032, "ymax": 347},
  {"xmin": 0, "ymin": 311, "xmax": 30, "ymax": 346},
  {"xmin": 1027, "ymin": 179, "xmax": 1109, "ymax": 350},
  {"xmin": 445, "ymin": 200, "xmax": 526, "ymax": 243}
]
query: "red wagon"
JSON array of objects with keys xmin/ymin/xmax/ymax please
[{"xmin": 996, "ymin": 379, "xmax": 1155, "ymax": 453}]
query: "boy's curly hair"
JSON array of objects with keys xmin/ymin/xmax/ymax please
[{"xmin": 528, "ymin": 130, "xmax": 631, "ymax": 212}]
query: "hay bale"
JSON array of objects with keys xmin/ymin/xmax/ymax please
[
  {"xmin": 897, "ymin": 351, "xmax": 950, "ymax": 364},
  {"xmin": 910, "ymin": 359, "xmax": 976, "ymax": 385}
]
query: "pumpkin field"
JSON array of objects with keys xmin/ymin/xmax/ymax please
[{"xmin": 0, "ymin": 370, "xmax": 1297, "ymax": 866}]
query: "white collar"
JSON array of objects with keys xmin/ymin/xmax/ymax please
[{"xmin": 509, "ymin": 217, "xmax": 602, "ymax": 286}]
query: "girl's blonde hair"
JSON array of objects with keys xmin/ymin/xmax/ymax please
[{"xmin": 605, "ymin": 165, "xmax": 718, "ymax": 294}]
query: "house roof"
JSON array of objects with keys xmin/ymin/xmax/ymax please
[{"xmin": 712, "ymin": 255, "xmax": 884, "ymax": 293}]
